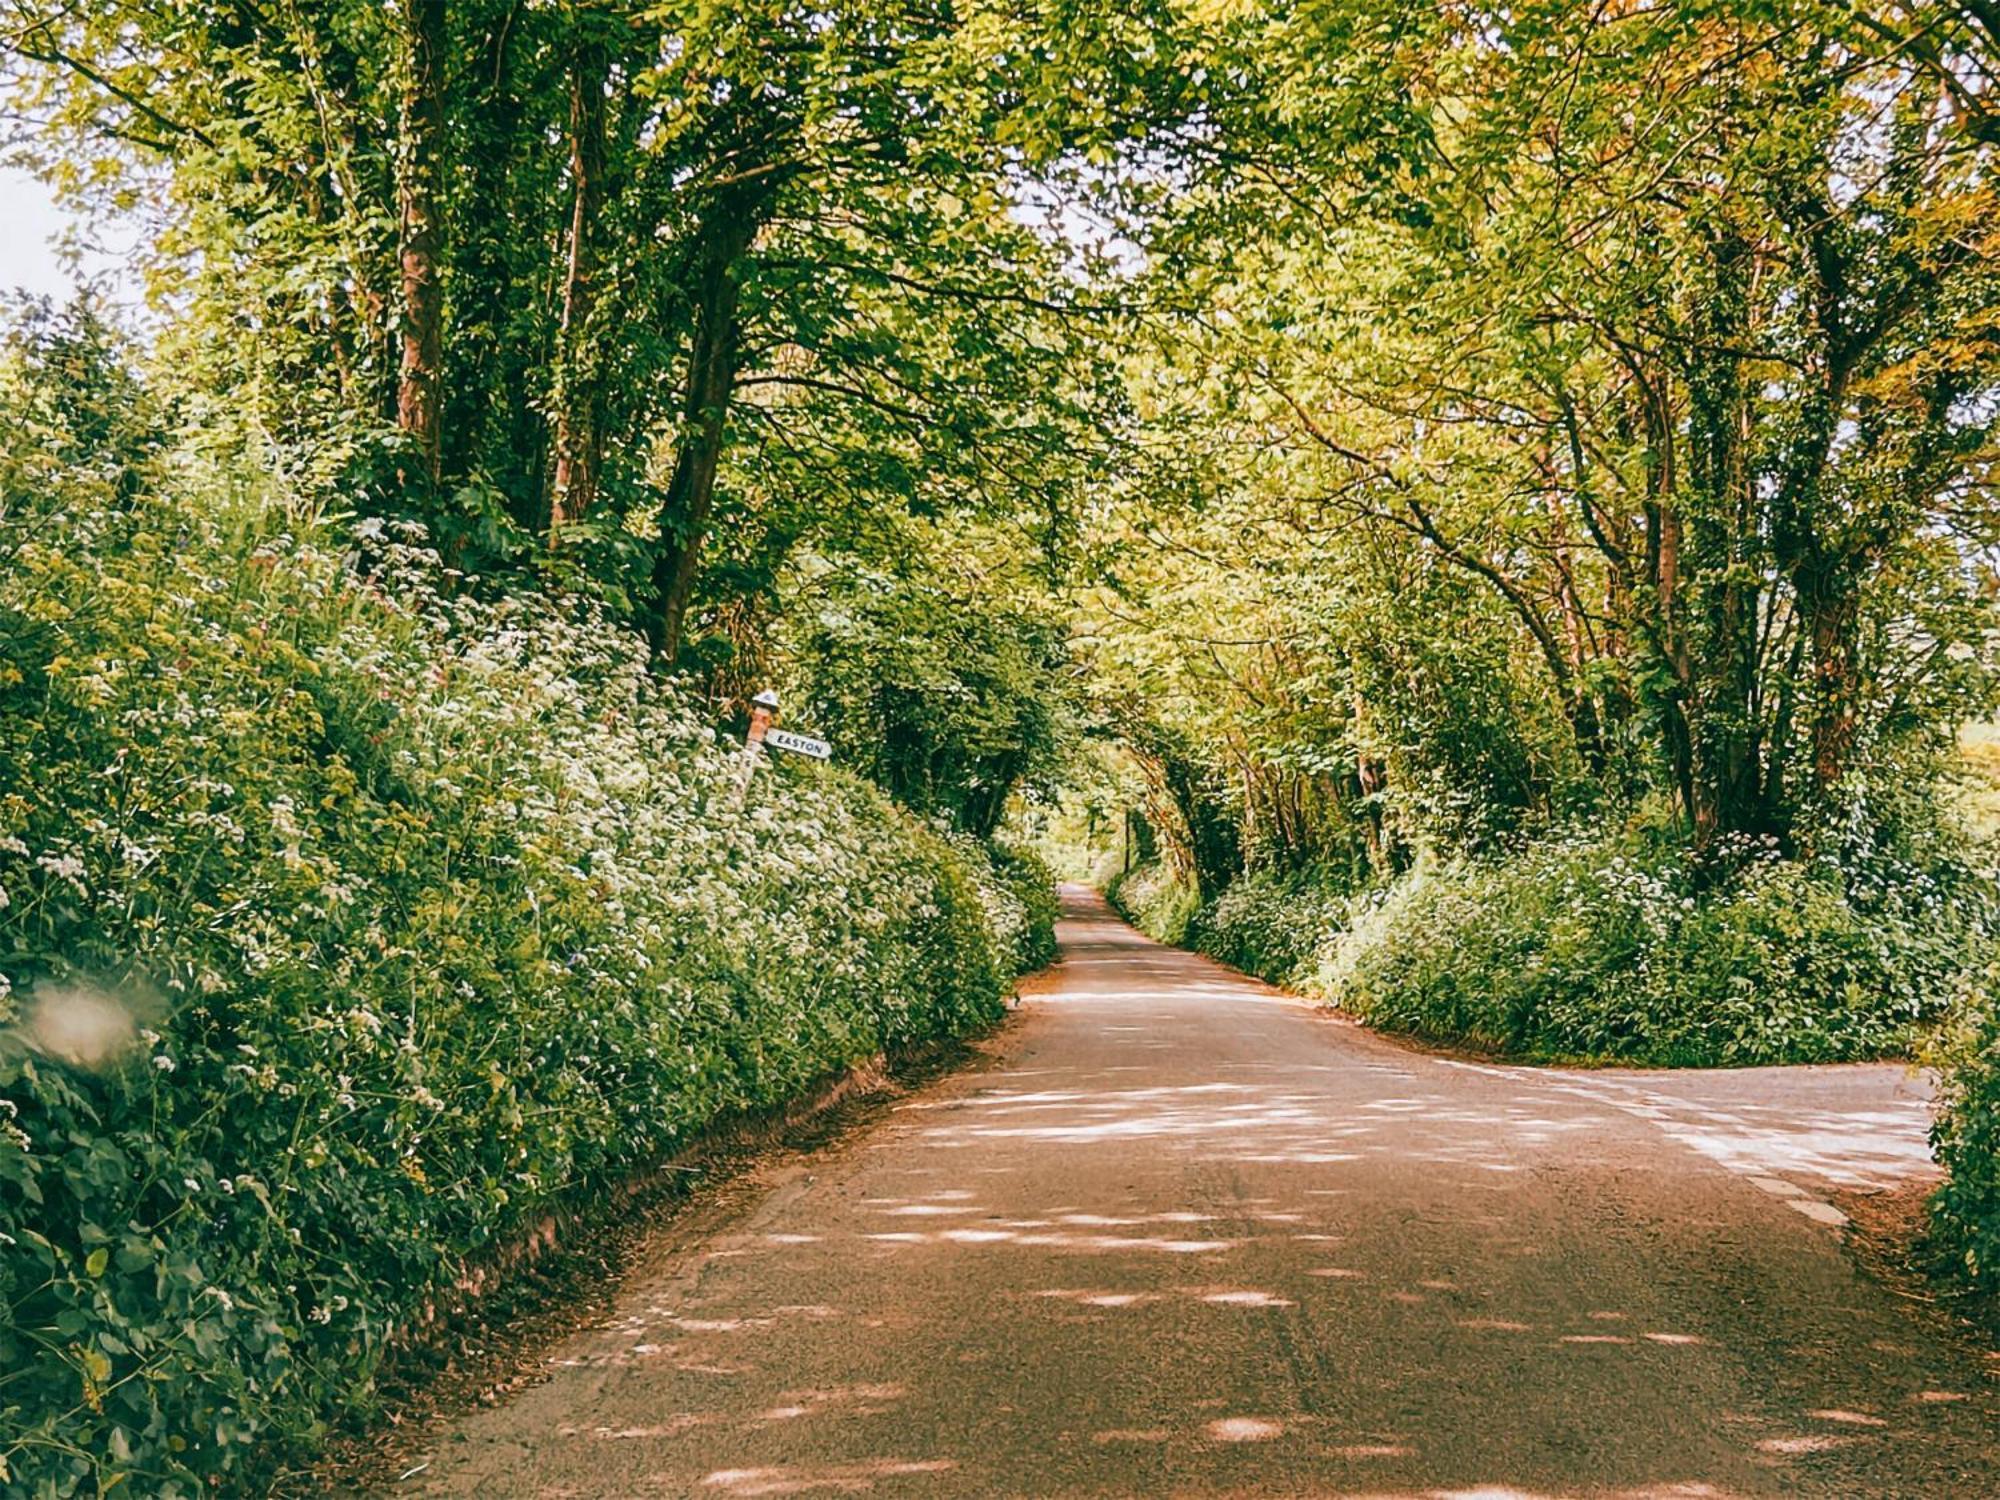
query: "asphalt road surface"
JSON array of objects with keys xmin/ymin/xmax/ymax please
[{"xmin": 397, "ymin": 886, "xmax": 1999, "ymax": 1498}]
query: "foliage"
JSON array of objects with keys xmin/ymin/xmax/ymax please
[
  {"xmin": 1177, "ymin": 826, "xmax": 1990, "ymax": 1067},
  {"xmin": 1105, "ymin": 860, "xmax": 1200, "ymax": 949},
  {"xmin": 1931, "ymin": 982, "xmax": 2000, "ymax": 1291},
  {"xmin": 0, "ymin": 365, "xmax": 1016, "ymax": 1491},
  {"xmin": 1190, "ymin": 865, "xmax": 1355, "ymax": 988},
  {"xmin": 951, "ymin": 837, "xmax": 1061, "ymax": 977},
  {"xmin": 782, "ymin": 551, "xmax": 1075, "ymax": 838},
  {"xmin": 1083, "ymin": 0, "xmax": 2000, "ymax": 877},
  {"xmin": 1, "ymin": 0, "xmax": 1178, "ymax": 659}
]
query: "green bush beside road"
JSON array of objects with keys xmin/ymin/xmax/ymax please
[
  {"xmin": 1105, "ymin": 860, "xmax": 1201, "ymax": 947},
  {"xmin": 0, "ymin": 490, "xmax": 1031, "ymax": 1494},
  {"xmin": 1112, "ymin": 825, "xmax": 2000, "ymax": 1311},
  {"xmin": 1931, "ymin": 986, "xmax": 2000, "ymax": 1296},
  {"xmin": 1121, "ymin": 829, "xmax": 1986, "ymax": 1068}
]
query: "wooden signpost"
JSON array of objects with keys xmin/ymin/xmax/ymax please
[{"xmin": 735, "ymin": 691, "xmax": 832, "ymax": 802}]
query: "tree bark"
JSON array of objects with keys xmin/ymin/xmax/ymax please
[
  {"xmin": 550, "ymin": 35, "xmax": 608, "ymax": 536},
  {"xmin": 646, "ymin": 192, "xmax": 766, "ymax": 666},
  {"xmin": 396, "ymin": 0, "xmax": 446, "ymax": 487},
  {"xmin": 1802, "ymin": 579, "xmax": 1862, "ymax": 794}
]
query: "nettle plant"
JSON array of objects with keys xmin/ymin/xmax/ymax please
[{"xmin": 0, "ymin": 502, "xmax": 1009, "ymax": 1494}]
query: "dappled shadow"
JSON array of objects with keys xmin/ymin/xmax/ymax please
[{"xmin": 397, "ymin": 885, "xmax": 1997, "ymax": 1500}]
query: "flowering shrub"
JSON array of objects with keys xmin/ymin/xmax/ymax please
[
  {"xmin": 0, "ymin": 496, "xmax": 1015, "ymax": 1495},
  {"xmin": 1299, "ymin": 831, "xmax": 1990, "ymax": 1064},
  {"xmin": 1190, "ymin": 866, "xmax": 1353, "ymax": 986},
  {"xmin": 949, "ymin": 837, "xmax": 1059, "ymax": 975},
  {"xmin": 1126, "ymin": 826, "xmax": 1989, "ymax": 1068},
  {"xmin": 1105, "ymin": 860, "xmax": 1199, "ymax": 946}
]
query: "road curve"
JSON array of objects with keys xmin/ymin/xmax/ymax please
[{"xmin": 397, "ymin": 886, "xmax": 1998, "ymax": 1498}]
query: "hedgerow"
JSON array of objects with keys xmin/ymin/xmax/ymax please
[
  {"xmin": 1931, "ymin": 985, "xmax": 2000, "ymax": 1293},
  {"xmin": 0, "ymin": 492, "xmax": 1016, "ymax": 1495},
  {"xmin": 1129, "ymin": 825, "xmax": 1991, "ymax": 1068},
  {"xmin": 976, "ymin": 840, "xmax": 1061, "ymax": 974},
  {"xmin": 1319, "ymin": 831, "xmax": 1989, "ymax": 1065},
  {"xmin": 1189, "ymin": 865, "xmax": 1351, "ymax": 987},
  {"xmin": 1105, "ymin": 860, "xmax": 1199, "ymax": 946}
]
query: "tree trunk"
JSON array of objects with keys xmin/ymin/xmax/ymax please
[
  {"xmin": 1802, "ymin": 580, "xmax": 1862, "ymax": 794},
  {"xmin": 550, "ymin": 36, "xmax": 608, "ymax": 536},
  {"xmin": 444, "ymin": 14, "xmax": 544, "ymax": 525},
  {"xmin": 396, "ymin": 0, "xmax": 446, "ymax": 487},
  {"xmin": 646, "ymin": 195, "xmax": 764, "ymax": 666},
  {"xmin": 1131, "ymin": 727, "xmax": 1240, "ymax": 902}
]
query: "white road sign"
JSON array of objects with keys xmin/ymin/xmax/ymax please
[{"xmin": 764, "ymin": 728, "xmax": 833, "ymax": 760}]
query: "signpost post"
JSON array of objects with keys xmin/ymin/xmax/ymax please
[
  {"xmin": 735, "ymin": 689, "xmax": 781, "ymax": 802},
  {"xmin": 734, "ymin": 690, "xmax": 832, "ymax": 803}
]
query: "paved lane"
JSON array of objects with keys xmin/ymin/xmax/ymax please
[{"xmin": 400, "ymin": 887, "xmax": 1998, "ymax": 1497}]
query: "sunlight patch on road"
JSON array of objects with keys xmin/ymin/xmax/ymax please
[
  {"xmin": 1031, "ymin": 1288, "xmax": 1160, "ymax": 1308},
  {"xmin": 701, "ymin": 1458, "xmax": 956, "ymax": 1494},
  {"xmin": 1205, "ymin": 1416, "xmax": 1285, "ymax": 1441},
  {"xmin": 1756, "ymin": 1434, "xmax": 1859, "ymax": 1454},
  {"xmin": 1808, "ymin": 1408, "xmax": 1888, "ymax": 1426},
  {"xmin": 1197, "ymin": 1288, "xmax": 1295, "ymax": 1307}
]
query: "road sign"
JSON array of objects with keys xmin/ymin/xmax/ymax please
[{"xmin": 764, "ymin": 728, "xmax": 832, "ymax": 760}]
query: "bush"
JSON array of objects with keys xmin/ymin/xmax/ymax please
[
  {"xmin": 1190, "ymin": 865, "xmax": 1353, "ymax": 986},
  {"xmin": 1105, "ymin": 860, "xmax": 1200, "ymax": 946},
  {"xmin": 1320, "ymin": 830, "xmax": 1988, "ymax": 1065},
  {"xmin": 1142, "ymin": 824, "xmax": 1989, "ymax": 1068},
  {"xmin": 1931, "ymin": 985, "xmax": 2000, "ymax": 1293},
  {"xmin": 0, "ymin": 496, "xmax": 1009, "ymax": 1495},
  {"xmin": 948, "ymin": 835, "xmax": 1059, "ymax": 975}
]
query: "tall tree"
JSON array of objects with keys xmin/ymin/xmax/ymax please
[{"xmin": 395, "ymin": 0, "xmax": 446, "ymax": 485}]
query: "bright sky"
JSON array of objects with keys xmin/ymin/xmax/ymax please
[
  {"xmin": 0, "ymin": 164, "xmax": 87, "ymax": 300},
  {"xmin": 0, "ymin": 164, "xmax": 152, "ymax": 318}
]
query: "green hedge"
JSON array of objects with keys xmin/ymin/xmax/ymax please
[
  {"xmin": 1134, "ymin": 829, "xmax": 1988, "ymax": 1068},
  {"xmin": 990, "ymin": 841, "xmax": 1061, "ymax": 973},
  {"xmin": 0, "ymin": 500, "xmax": 1010, "ymax": 1496},
  {"xmin": 1321, "ymin": 835, "xmax": 1985, "ymax": 1065},
  {"xmin": 1105, "ymin": 860, "xmax": 1199, "ymax": 946},
  {"xmin": 1931, "ymin": 986, "xmax": 2000, "ymax": 1294},
  {"xmin": 1190, "ymin": 865, "xmax": 1350, "ymax": 986}
]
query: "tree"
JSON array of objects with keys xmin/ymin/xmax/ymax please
[
  {"xmin": 1087, "ymin": 0, "xmax": 2000, "ymax": 871},
  {"xmin": 3, "ymin": 0, "xmax": 1195, "ymax": 669}
]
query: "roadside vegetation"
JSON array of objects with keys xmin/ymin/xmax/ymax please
[
  {"xmin": 3, "ymin": 0, "xmax": 2000, "ymax": 1487},
  {"xmin": 0, "ymin": 310, "xmax": 1057, "ymax": 1494}
]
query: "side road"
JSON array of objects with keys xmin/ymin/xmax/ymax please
[{"xmin": 383, "ymin": 885, "xmax": 1998, "ymax": 1497}]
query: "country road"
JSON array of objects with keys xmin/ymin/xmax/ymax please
[{"xmin": 392, "ymin": 886, "xmax": 1999, "ymax": 1498}]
